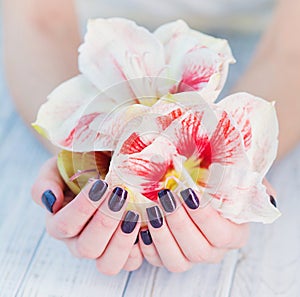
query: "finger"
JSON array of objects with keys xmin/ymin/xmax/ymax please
[
  {"xmin": 145, "ymin": 205, "xmax": 192, "ymax": 273},
  {"xmin": 95, "ymin": 211, "xmax": 141, "ymax": 275},
  {"xmin": 31, "ymin": 157, "xmax": 66, "ymax": 213},
  {"xmin": 139, "ymin": 229, "xmax": 163, "ymax": 267},
  {"xmin": 45, "ymin": 179, "xmax": 109, "ymax": 239},
  {"xmin": 180, "ymin": 188, "xmax": 249, "ymax": 249},
  {"xmin": 74, "ymin": 189, "xmax": 131, "ymax": 259},
  {"xmin": 123, "ymin": 240, "xmax": 144, "ymax": 272},
  {"xmin": 158, "ymin": 190, "xmax": 228, "ymax": 263},
  {"xmin": 263, "ymin": 179, "xmax": 278, "ymax": 207}
]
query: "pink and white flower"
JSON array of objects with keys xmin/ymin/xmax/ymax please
[
  {"xmin": 106, "ymin": 92, "xmax": 280, "ymax": 224},
  {"xmin": 33, "ymin": 18, "xmax": 234, "ymax": 152}
]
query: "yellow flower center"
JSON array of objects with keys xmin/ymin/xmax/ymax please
[{"xmin": 163, "ymin": 156, "xmax": 209, "ymax": 191}]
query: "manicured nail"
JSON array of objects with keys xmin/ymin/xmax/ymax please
[
  {"xmin": 41, "ymin": 190, "xmax": 56, "ymax": 213},
  {"xmin": 108, "ymin": 187, "xmax": 128, "ymax": 212},
  {"xmin": 134, "ymin": 235, "xmax": 139, "ymax": 245},
  {"xmin": 270, "ymin": 195, "xmax": 277, "ymax": 208},
  {"xmin": 180, "ymin": 188, "xmax": 200, "ymax": 209},
  {"xmin": 140, "ymin": 229, "xmax": 152, "ymax": 245},
  {"xmin": 88, "ymin": 180, "xmax": 108, "ymax": 202},
  {"xmin": 121, "ymin": 211, "xmax": 139, "ymax": 234},
  {"xmin": 146, "ymin": 206, "xmax": 163, "ymax": 228},
  {"xmin": 158, "ymin": 189, "xmax": 176, "ymax": 213}
]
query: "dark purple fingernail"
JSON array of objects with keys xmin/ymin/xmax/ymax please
[
  {"xmin": 158, "ymin": 189, "xmax": 176, "ymax": 213},
  {"xmin": 140, "ymin": 229, "xmax": 152, "ymax": 245},
  {"xmin": 41, "ymin": 190, "xmax": 56, "ymax": 213},
  {"xmin": 134, "ymin": 235, "xmax": 139, "ymax": 245},
  {"xmin": 88, "ymin": 180, "xmax": 108, "ymax": 202},
  {"xmin": 180, "ymin": 188, "xmax": 200, "ymax": 209},
  {"xmin": 108, "ymin": 187, "xmax": 128, "ymax": 212},
  {"xmin": 121, "ymin": 211, "xmax": 139, "ymax": 234},
  {"xmin": 270, "ymin": 195, "xmax": 277, "ymax": 208},
  {"xmin": 146, "ymin": 206, "xmax": 163, "ymax": 228}
]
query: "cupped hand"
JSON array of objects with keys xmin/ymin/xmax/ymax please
[
  {"xmin": 139, "ymin": 182, "xmax": 277, "ymax": 273},
  {"xmin": 31, "ymin": 157, "xmax": 143, "ymax": 275}
]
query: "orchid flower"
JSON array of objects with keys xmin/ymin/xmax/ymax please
[
  {"xmin": 33, "ymin": 18, "xmax": 234, "ymax": 152},
  {"xmin": 106, "ymin": 92, "xmax": 280, "ymax": 224}
]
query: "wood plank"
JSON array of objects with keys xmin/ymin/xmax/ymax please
[{"xmin": 230, "ymin": 147, "xmax": 300, "ymax": 297}]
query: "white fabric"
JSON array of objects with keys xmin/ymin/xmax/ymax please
[{"xmin": 75, "ymin": 0, "xmax": 275, "ymax": 33}]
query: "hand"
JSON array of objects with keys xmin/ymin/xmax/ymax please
[
  {"xmin": 138, "ymin": 182, "xmax": 277, "ymax": 273},
  {"xmin": 31, "ymin": 157, "xmax": 143, "ymax": 275}
]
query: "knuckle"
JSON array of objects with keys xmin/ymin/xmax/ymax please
[
  {"xmin": 213, "ymin": 231, "xmax": 234, "ymax": 248},
  {"xmin": 73, "ymin": 199, "xmax": 94, "ymax": 216},
  {"xmin": 75, "ymin": 241, "xmax": 99, "ymax": 259},
  {"xmin": 169, "ymin": 214, "xmax": 187, "ymax": 234},
  {"xmin": 94, "ymin": 212, "xmax": 117, "ymax": 230},
  {"xmin": 46, "ymin": 220, "xmax": 77, "ymax": 239},
  {"xmin": 197, "ymin": 246, "xmax": 213, "ymax": 262},
  {"xmin": 186, "ymin": 250, "xmax": 204, "ymax": 263}
]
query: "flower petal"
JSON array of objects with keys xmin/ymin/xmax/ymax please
[
  {"xmin": 218, "ymin": 92, "xmax": 279, "ymax": 175},
  {"xmin": 33, "ymin": 75, "xmax": 141, "ymax": 152},
  {"xmin": 154, "ymin": 20, "xmax": 235, "ymax": 102},
  {"xmin": 33, "ymin": 75, "xmax": 99, "ymax": 150},
  {"xmin": 210, "ymin": 110, "xmax": 247, "ymax": 166},
  {"xmin": 78, "ymin": 18, "xmax": 166, "ymax": 100},
  {"xmin": 205, "ymin": 163, "xmax": 281, "ymax": 224}
]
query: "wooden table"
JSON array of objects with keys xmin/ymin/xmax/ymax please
[{"xmin": 1, "ymin": 33, "xmax": 300, "ymax": 297}]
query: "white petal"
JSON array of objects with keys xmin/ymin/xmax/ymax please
[
  {"xmin": 33, "ymin": 75, "xmax": 139, "ymax": 152},
  {"xmin": 205, "ymin": 163, "xmax": 281, "ymax": 224},
  {"xmin": 218, "ymin": 92, "xmax": 279, "ymax": 175},
  {"xmin": 79, "ymin": 18, "xmax": 165, "ymax": 100}
]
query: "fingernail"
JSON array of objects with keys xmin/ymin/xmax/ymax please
[
  {"xmin": 270, "ymin": 195, "xmax": 277, "ymax": 208},
  {"xmin": 88, "ymin": 180, "xmax": 108, "ymax": 202},
  {"xmin": 121, "ymin": 211, "xmax": 139, "ymax": 234},
  {"xmin": 158, "ymin": 189, "xmax": 176, "ymax": 213},
  {"xmin": 134, "ymin": 235, "xmax": 139, "ymax": 245},
  {"xmin": 180, "ymin": 188, "xmax": 200, "ymax": 209},
  {"xmin": 41, "ymin": 190, "xmax": 56, "ymax": 213},
  {"xmin": 108, "ymin": 187, "xmax": 128, "ymax": 212},
  {"xmin": 146, "ymin": 206, "xmax": 163, "ymax": 228},
  {"xmin": 140, "ymin": 229, "xmax": 152, "ymax": 245}
]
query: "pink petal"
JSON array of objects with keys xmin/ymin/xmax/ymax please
[
  {"xmin": 210, "ymin": 111, "xmax": 246, "ymax": 165},
  {"xmin": 169, "ymin": 46, "xmax": 225, "ymax": 96},
  {"xmin": 154, "ymin": 20, "xmax": 235, "ymax": 102},
  {"xmin": 33, "ymin": 75, "xmax": 144, "ymax": 152},
  {"xmin": 33, "ymin": 75, "xmax": 100, "ymax": 151},
  {"xmin": 218, "ymin": 92, "xmax": 279, "ymax": 175},
  {"xmin": 167, "ymin": 112, "xmax": 212, "ymax": 168}
]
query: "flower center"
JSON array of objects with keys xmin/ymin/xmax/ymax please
[{"xmin": 163, "ymin": 155, "xmax": 209, "ymax": 191}]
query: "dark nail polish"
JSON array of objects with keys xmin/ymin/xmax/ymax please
[
  {"xmin": 140, "ymin": 229, "xmax": 152, "ymax": 245},
  {"xmin": 158, "ymin": 189, "xmax": 176, "ymax": 213},
  {"xmin": 146, "ymin": 206, "xmax": 163, "ymax": 228},
  {"xmin": 108, "ymin": 187, "xmax": 128, "ymax": 212},
  {"xmin": 41, "ymin": 190, "xmax": 56, "ymax": 213},
  {"xmin": 134, "ymin": 235, "xmax": 139, "ymax": 245},
  {"xmin": 270, "ymin": 195, "xmax": 277, "ymax": 208},
  {"xmin": 88, "ymin": 180, "xmax": 108, "ymax": 201},
  {"xmin": 180, "ymin": 188, "xmax": 200, "ymax": 209},
  {"xmin": 121, "ymin": 211, "xmax": 139, "ymax": 234}
]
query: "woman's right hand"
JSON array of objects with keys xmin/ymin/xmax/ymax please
[{"xmin": 31, "ymin": 157, "xmax": 143, "ymax": 275}]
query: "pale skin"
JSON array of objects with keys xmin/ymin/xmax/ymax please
[{"xmin": 2, "ymin": 0, "xmax": 299, "ymax": 274}]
